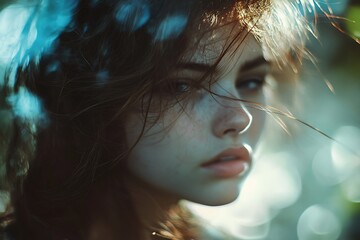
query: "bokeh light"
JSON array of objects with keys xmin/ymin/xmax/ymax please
[
  {"xmin": 312, "ymin": 145, "xmax": 343, "ymax": 186},
  {"xmin": 297, "ymin": 205, "xmax": 341, "ymax": 240},
  {"xmin": 342, "ymin": 174, "xmax": 360, "ymax": 203},
  {"xmin": 331, "ymin": 126, "xmax": 360, "ymax": 179}
]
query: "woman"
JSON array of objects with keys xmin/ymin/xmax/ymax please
[{"xmin": 0, "ymin": 0, "xmax": 312, "ymax": 239}]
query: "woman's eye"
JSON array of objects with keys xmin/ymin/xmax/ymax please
[
  {"xmin": 171, "ymin": 79, "xmax": 201, "ymax": 94},
  {"xmin": 175, "ymin": 81, "xmax": 192, "ymax": 93},
  {"xmin": 236, "ymin": 77, "xmax": 265, "ymax": 92}
]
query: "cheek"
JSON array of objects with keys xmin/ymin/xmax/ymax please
[
  {"xmin": 124, "ymin": 110, "xmax": 196, "ymax": 175},
  {"xmin": 124, "ymin": 111, "xmax": 209, "ymax": 200},
  {"xmin": 125, "ymin": 118, "xmax": 176, "ymax": 185},
  {"xmin": 249, "ymin": 108, "xmax": 266, "ymax": 144},
  {"xmin": 125, "ymin": 110, "xmax": 174, "ymax": 149},
  {"xmin": 248, "ymin": 93, "xmax": 267, "ymax": 146}
]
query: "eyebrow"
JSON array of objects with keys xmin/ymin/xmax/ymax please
[
  {"xmin": 240, "ymin": 56, "xmax": 269, "ymax": 72},
  {"xmin": 177, "ymin": 56, "xmax": 269, "ymax": 73},
  {"xmin": 176, "ymin": 62, "xmax": 213, "ymax": 72}
]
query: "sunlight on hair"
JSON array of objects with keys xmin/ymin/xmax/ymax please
[
  {"xmin": 255, "ymin": 0, "xmax": 315, "ymax": 66},
  {"xmin": 297, "ymin": 205, "xmax": 341, "ymax": 240},
  {"xmin": 312, "ymin": 0, "xmax": 349, "ymax": 16}
]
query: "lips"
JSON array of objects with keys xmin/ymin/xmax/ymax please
[{"xmin": 201, "ymin": 146, "xmax": 251, "ymax": 178}]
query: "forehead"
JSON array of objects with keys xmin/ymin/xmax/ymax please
[{"xmin": 183, "ymin": 23, "xmax": 262, "ymax": 66}]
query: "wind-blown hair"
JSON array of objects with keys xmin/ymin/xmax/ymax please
[{"xmin": 0, "ymin": 0, "xmax": 313, "ymax": 239}]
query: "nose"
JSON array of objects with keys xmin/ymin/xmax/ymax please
[{"xmin": 212, "ymin": 102, "xmax": 252, "ymax": 138}]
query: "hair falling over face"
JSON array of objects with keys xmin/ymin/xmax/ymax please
[{"xmin": 0, "ymin": 0, "xmax": 315, "ymax": 239}]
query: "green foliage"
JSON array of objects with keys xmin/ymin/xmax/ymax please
[{"xmin": 346, "ymin": 6, "xmax": 360, "ymax": 39}]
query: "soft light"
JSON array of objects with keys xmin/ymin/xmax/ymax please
[
  {"xmin": 331, "ymin": 126, "xmax": 360, "ymax": 182},
  {"xmin": 151, "ymin": 15, "xmax": 188, "ymax": 41},
  {"xmin": 115, "ymin": 0, "xmax": 150, "ymax": 31},
  {"xmin": 187, "ymin": 151, "xmax": 301, "ymax": 239},
  {"xmin": 312, "ymin": 146, "xmax": 343, "ymax": 185},
  {"xmin": 0, "ymin": 5, "xmax": 33, "ymax": 64},
  {"xmin": 7, "ymin": 86, "xmax": 46, "ymax": 123},
  {"xmin": 297, "ymin": 205, "xmax": 341, "ymax": 240}
]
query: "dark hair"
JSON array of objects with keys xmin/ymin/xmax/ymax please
[{"xmin": 1, "ymin": 0, "xmax": 310, "ymax": 239}]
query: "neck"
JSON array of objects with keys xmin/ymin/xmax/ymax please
[{"xmin": 124, "ymin": 173, "xmax": 180, "ymax": 239}]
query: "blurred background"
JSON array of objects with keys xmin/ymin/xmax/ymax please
[{"xmin": 0, "ymin": 0, "xmax": 359, "ymax": 239}]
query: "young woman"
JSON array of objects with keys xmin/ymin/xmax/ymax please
[{"xmin": 0, "ymin": 0, "xmax": 312, "ymax": 239}]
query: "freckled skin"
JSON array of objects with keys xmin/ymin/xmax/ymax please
[{"xmin": 125, "ymin": 29, "xmax": 267, "ymax": 206}]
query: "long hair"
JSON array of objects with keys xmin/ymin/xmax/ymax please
[{"xmin": 1, "ymin": 0, "xmax": 312, "ymax": 239}]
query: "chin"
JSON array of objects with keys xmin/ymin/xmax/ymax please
[
  {"xmin": 203, "ymin": 195, "xmax": 239, "ymax": 206},
  {"xmin": 189, "ymin": 187, "xmax": 241, "ymax": 206}
]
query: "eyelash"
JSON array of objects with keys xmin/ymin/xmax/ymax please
[
  {"xmin": 172, "ymin": 79, "xmax": 201, "ymax": 94},
  {"xmin": 236, "ymin": 76, "xmax": 266, "ymax": 92},
  {"xmin": 170, "ymin": 75, "xmax": 266, "ymax": 96}
]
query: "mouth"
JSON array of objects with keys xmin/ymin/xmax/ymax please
[{"xmin": 201, "ymin": 146, "xmax": 252, "ymax": 178}]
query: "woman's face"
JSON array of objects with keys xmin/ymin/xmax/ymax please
[{"xmin": 125, "ymin": 27, "xmax": 269, "ymax": 206}]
